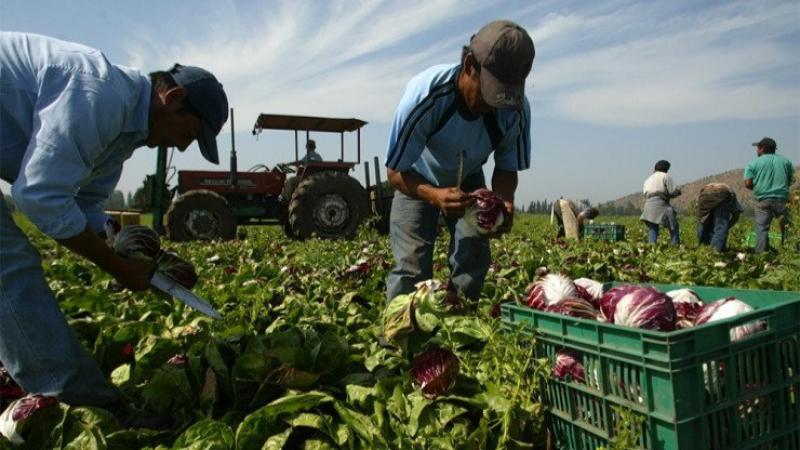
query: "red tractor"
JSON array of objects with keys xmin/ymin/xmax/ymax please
[{"xmin": 150, "ymin": 111, "xmax": 388, "ymax": 241}]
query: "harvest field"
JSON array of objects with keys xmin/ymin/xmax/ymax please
[{"xmin": 2, "ymin": 211, "xmax": 799, "ymax": 449}]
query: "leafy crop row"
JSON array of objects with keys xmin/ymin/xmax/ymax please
[{"xmin": 2, "ymin": 211, "xmax": 797, "ymax": 449}]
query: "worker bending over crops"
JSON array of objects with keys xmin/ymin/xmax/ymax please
[
  {"xmin": 696, "ymin": 183, "xmax": 743, "ymax": 252},
  {"xmin": 0, "ymin": 32, "xmax": 228, "ymax": 420},
  {"xmin": 551, "ymin": 198, "xmax": 599, "ymax": 239},
  {"xmin": 384, "ymin": 20, "xmax": 534, "ymax": 302},
  {"xmin": 640, "ymin": 160, "xmax": 682, "ymax": 245}
]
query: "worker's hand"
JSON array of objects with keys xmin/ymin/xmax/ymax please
[
  {"xmin": 431, "ymin": 187, "xmax": 474, "ymax": 218},
  {"xmin": 486, "ymin": 200, "xmax": 514, "ymax": 238},
  {"xmin": 111, "ymin": 256, "xmax": 154, "ymax": 292}
]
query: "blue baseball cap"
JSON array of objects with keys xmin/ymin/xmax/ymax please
[{"xmin": 168, "ymin": 64, "xmax": 228, "ymax": 164}]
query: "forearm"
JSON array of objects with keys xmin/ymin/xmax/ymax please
[
  {"xmin": 491, "ymin": 169, "xmax": 518, "ymax": 203},
  {"xmin": 57, "ymin": 227, "xmax": 127, "ymax": 277},
  {"xmin": 387, "ymin": 168, "xmax": 438, "ymax": 205}
]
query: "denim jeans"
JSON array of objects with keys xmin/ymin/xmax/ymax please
[
  {"xmin": 753, "ymin": 198, "xmax": 789, "ymax": 253},
  {"xmin": 0, "ymin": 193, "xmax": 119, "ymax": 407},
  {"xmin": 697, "ymin": 202, "xmax": 732, "ymax": 252},
  {"xmin": 646, "ymin": 221, "xmax": 680, "ymax": 245},
  {"xmin": 386, "ymin": 175, "xmax": 490, "ymax": 303}
]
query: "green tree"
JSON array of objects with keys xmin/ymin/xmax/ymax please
[{"xmin": 104, "ymin": 190, "xmax": 125, "ymax": 210}]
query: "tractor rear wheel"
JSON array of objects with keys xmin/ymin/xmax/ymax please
[
  {"xmin": 281, "ymin": 176, "xmax": 301, "ymax": 202},
  {"xmin": 165, "ymin": 190, "xmax": 237, "ymax": 242},
  {"xmin": 288, "ymin": 172, "xmax": 368, "ymax": 239}
]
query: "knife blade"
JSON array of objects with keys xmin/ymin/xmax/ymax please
[{"xmin": 150, "ymin": 272, "xmax": 222, "ymax": 319}]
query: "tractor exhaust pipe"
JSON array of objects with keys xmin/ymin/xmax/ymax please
[{"xmin": 229, "ymin": 108, "xmax": 238, "ymax": 188}]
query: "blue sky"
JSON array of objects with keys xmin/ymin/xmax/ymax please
[{"xmin": 3, "ymin": 0, "xmax": 799, "ymax": 205}]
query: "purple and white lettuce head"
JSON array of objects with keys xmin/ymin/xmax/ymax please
[
  {"xmin": 598, "ymin": 284, "xmax": 639, "ymax": 322},
  {"xmin": 612, "ymin": 287, "xmax": 676, "ymax": 331},
  {"xmin": 410, "ymin": 347, "xmax": 460, "ymax": 399},
  {"xmin": 156, "ymin": 251, "xmax": 198, "ymax": 289},
  {"xmin": 553, "ymin": 349, "xmax": 585, "ymax": 383},
  {"xmin": 0, "ymin": 394, "xmax": 59, "ymax": 445},
  {"xmin": 666, "ymin": 289, "xmax": 703, "ymax": 329},
  {"xmin": 694, "ymin": 297, "xmax": 763, "ymax": 341},
  {"xmin": 463, "ymin": 189, "xmax": 505, "ymax": 235},
  {"xmin": 113, "ymin": 225, "xmax": 160, "ymax": 261},
  {"xmin": 526, "ymin": 274, "xmax": 578, "ymax": 310},
  {"xmin": 573, "ymin": 278, "xmax": 604, "ymax": 302},
  {"xmin": 545, "ymin": 297, "xmax": 599, "ymax": 320}
]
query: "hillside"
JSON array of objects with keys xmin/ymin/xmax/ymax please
[{"xmin": 600, "ymin": 167, "xmax": 799, "ymax": 213}]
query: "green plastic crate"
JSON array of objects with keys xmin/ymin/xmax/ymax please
[
  {"xmin": 501, "ymin": 283, "xmax": 800, "ymax": 450},
  {"xmin": 584, "ymin": 224, "xmax": 626, "ymax": 242},
  {"xmin": 744, "ymin": 231, "xmax": 783, "ymax": 248}
]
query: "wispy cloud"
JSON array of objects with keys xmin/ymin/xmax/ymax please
[
  {"xmin": 124, "ymin": 0, "xmax": 488, "ymax": 126},
  {"xmin": 120, "ymin": 0, "xmax": 799, "ymax": 130},
  {"xmin": 529, "ymin": 0, "xmax": 800, "ymax": 126}
]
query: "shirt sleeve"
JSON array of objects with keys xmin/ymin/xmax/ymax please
[
  {"xmin": 11, "ymin": 73, "xmax": 124, "ymax": 239},
  {"xmin": 493, "ymin": 99, "xmax": 531, "ymax": 171},
  {"xmin": 384, "ymin": 81, "xmax": 437, "ymax": 172},
  {"xmin": 664, "ymin": 174, "xmax": 677, "ymax": 194},
  {"xmin": 75, "ymin": 166, "xmax": 123, "ymax": 233},
  {"xmin": 744, "ymin": 160, "xmax": 756, "ymax": 180}
]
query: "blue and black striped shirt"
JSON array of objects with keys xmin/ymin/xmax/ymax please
[{"xmin": 385, "ymin": 64, "xmax": 531, "ymax": 187}]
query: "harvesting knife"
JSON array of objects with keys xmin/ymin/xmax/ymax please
[{"xmin": 150, "ymin": 272, "xmax": 222, "ymax": 319}]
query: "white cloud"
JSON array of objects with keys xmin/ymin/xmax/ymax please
[
  {"xmin": 530, "ymin": 0, "xmax": 800, "ymax": 125},
  {"xmin": 123, "ymin": 0, "xmax": 488, "ymax": 130},
  {"xmin": 121, "ymin": 0, "xmax": 799, "ymax": 130}
]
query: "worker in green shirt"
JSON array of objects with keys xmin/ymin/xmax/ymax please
[{"xmin": 744, "ymin": 137, "xmax": 795, "ymax": 253}]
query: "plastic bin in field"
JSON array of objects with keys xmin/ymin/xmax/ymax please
[
  {"xmin": 583, "ymin": 224, "xmax": 626, "ymax": 242},
  {"xmin": 501, "ymin": 283, "xmax": 800, "ymax": 450},
  {"xmin": 744, "ymin": 231, "xmax": 783, "ymax": 248}
]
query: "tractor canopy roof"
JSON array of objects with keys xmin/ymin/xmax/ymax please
[{"xmin": 253, "ymin": 114, "xmax": 367, "ymax": 134}]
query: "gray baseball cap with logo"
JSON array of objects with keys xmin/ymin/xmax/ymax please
[{"xmin": 469, "ymin": 20, "xmax": 535, "ymax": 109}]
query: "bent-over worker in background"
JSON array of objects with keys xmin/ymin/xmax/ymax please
[
  {"xmin": 696, "ymin": 183, "xmax": 743, "ymax": 252},
  {"xmin": 551, "ymin": 198, "xmax": 599, "ymax": 240}
]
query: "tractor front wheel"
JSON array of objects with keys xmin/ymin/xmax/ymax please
[{"xmin": 165, "ymin": 190, "xmax": 237, "ymax": 242}]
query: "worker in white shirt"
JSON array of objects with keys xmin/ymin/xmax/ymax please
[{"xmin": 640, "ymin": 160, "xmax": 681, "ymax": 245}]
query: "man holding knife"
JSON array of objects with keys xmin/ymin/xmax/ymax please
[
  {"xmin": 0, "ymin": 32, "xmax": 228, "ymax": 413},
  {"xmin": 384, "ymin": 20, "xmax": 534, "ymax": 303}
]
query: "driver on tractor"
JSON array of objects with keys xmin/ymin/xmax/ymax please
[{"xmin": 300, "ymin": 139, "xmax": 323, "ymax": 164}]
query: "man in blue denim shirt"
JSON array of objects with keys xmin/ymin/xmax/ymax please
[
  {"xmin": 384, "ymin": 21, "xmax": 534, "ymax": 303},
  {"xmin": 0, "ymin": 32, "xmax": 228, "ymax": 411}
]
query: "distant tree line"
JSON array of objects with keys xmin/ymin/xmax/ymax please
[
  {"xmin": 103, "ymin": 189, "xmax": 146, "ymax": 210},
  {"xmin": 517, "ymin": 198, "xmax": 644, "ymax": 216},
  {"xmin": 520, "ymin": 199, "xmax": 624, "ymax": 215},
  {"xmin": 596, "ymin": 201, "xmax": 641, "ymax": 216}
]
